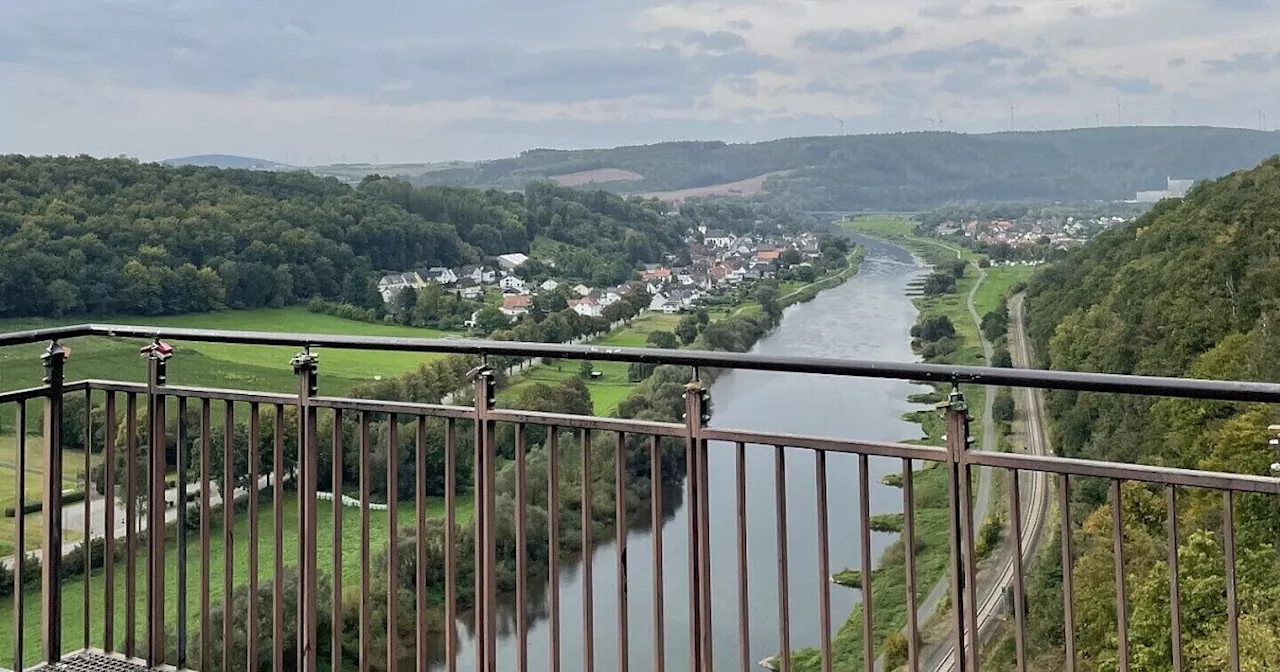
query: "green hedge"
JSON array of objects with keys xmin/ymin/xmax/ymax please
[{"xmin": 4, "ymin": 489, "xmax": 85, "ymax": 517}]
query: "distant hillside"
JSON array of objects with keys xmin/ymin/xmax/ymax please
[
  {"xmin": 414, "ymin": 127, "xmax": 1280, "ymax": 211},
  {"xmin": 162, "ymin": 154, "xmax": 286, "ymax": 169}
]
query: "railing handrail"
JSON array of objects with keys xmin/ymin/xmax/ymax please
[{"xmin": 3, "ymin": 322, "xmax": 1280, "ymax": 403}]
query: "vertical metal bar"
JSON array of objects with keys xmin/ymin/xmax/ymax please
[
  {"xmin": 41, "ymin": 342, "xmax": 67, "ymax": 664},
  {"xmin": 124, "ymin": 392, "xmax": 138, "ymax": 659},
  {"xmin": 82, "ymin": 388, "xmax": 92, "ymax": 651},
  {"xmin": 473, "ymin": 410, "xmax": 484, "ymax": 672},
  {"xmin": 14, "ymin": 403, "xmax": 27, "ymax": 671},
  {"xmin": 201, "ymin": 399, "xmax": 212, "ymax": 672},
  {"xmin": 223, "ymin": 401, "xmax": 235, "ymax": 672},
  {"xmin": 943, "ymin": 392, "xmax": 967, "ymax": 672},
  {"xmin": 735, "ymin": 442, "xmax": 749, "ymax": 672},
  {"xmin": 695, "ymin": 431, "xmax": 713, "ymax": 671},
  {"xmin": 815, "ymin": 451, "xmax": 832, "ymax": 672},
  {"xmin": 273, "ymin": 404, "xmax": 285, "ymax": 672},
  {"xmin": 295, "ymin": 351, "xmax": 320, "ymax": 672},
  {"xmin": 248, "ymin": 403, "xmax": 260, "ymax": 672},
  {"xmin": 652, "ymin": 435, "xmax": 667, "ymax": 672},
  {"xmin": 1060, "ymin": 473, "xmax": 1076, "ymax": 672},
  {"xmin": 177, "ymin": 397, "xmax": 189, "ymax": 667},
  {"xmin": 104, "ymin": 392, "xmax": 117, "ymax": 654},
  {"xmin": 387, "ymin": 416, "xmax": 399, "ymax": 671},
  {"xmin": 547, "ymin": 427, "xmax": 560, "ymax": 672},
  {"xmin": 1111, "ymin": 481, "xmax": 1128, "ymax": 672},
  {"xmin": 332, "ymin": 410, "xmax": 344, "ymax": 672},
  {"xmin": 683, "ymin": 383, "xmax": 704, "ymax": 672},
  {"xmin": 359, "ymin": 411, "xmax": 371, "ymax": 672},
  {"xmin": 961, "ymin": 459, "xmax": 979, "ymax": 672},
  {"xmin": 147, "ymin": 355, "xmax": 167, "ymax": 667},
  {"xmin": 774, "ymin": 445, "xmax": 791, "ymax": 672},
  {"xmin": 859, "ymin": 453, "xmax": 874, "ymax": 672},
  {"xmin": 1009, "ymin": 469, "xmax": 1027, "ymax": 672},
  {"xmin": 416, "ymin": 416, "xmax": 427, "ymax": 672},
  {"xmin": 1166, "ymin": 487, "xmax": 1181, "ymax": 672},
  {"xmin": 515, "ymin": 425, "xmax": 529, "ymax": 672},
  {"xmin": 1224, "ymin": 490, "xmax": 1239, "ymax": 672},
  {"xmin": 615, "ymin": 432, "xmax": 629, "ymax": 672},
  {"xmin": 903, "ymin": 460, "xmax": 919, "ymax": 672},
  {"xmin": 445, "ymin": 418, "xmax": 458, "ymax": 672},
  {"xmin": 581, "ymin": 428, "xmax": 594, "ymax": 672}
]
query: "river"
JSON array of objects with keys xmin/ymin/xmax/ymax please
[{"xmin": 441, "ymin": 236, "xmax": 927, "ymax": 670}]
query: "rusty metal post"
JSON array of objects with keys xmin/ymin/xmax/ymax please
[
  {"xmin": 472, "ymin": 363, "xmax": 498, "ymax": 672},
  {"xmin": 683, "ymin": 379, "xmax": 712, "ymax": 672},
  {"xmin": 142, "ymin": 339, "xmax": 172, "ymax": 667},
  {"xmin": 41, "ymin": 341, "xmax": 68, "ymax": 664},
  {"xmin": 941, "ymin": 386, "xmax": 972, "ymax": 672},
  {"xmin": 292, "ymin": 348, "xmax": 320, "ymax": 672}
]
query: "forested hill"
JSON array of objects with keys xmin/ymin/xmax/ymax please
[
  {"xmin": 420, "ymin": 127, "xmax": 1280, "ymax": 210},
  {"xmin": 1017, "ymin": 157, "xmax": 1280, "ymax": 669},
  {"xmin": 0, "ymin": 156, "xmax": 684, "ymax": 318}
]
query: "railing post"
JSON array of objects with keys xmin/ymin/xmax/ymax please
[
  {"xmin": 292, "ymin": 347, "xmax": 320, "ymax": 672},
  {"xmin": 941, "ymin": 386, "xmax": 973, "ymax": 672},
  {"xmin": 683, "ymin": 377, "xmax": 712, "ymax": 672},
  {"xmin": 40, "ymin": 341, "xmax": 68, "ymax": 664},
  {"xmin": 141, "ymin": 339, "xmax": 173, "ymax": 667},
  {"xmin": 471, "ymin": 363, "xmax": 497, "ymax": 672}
]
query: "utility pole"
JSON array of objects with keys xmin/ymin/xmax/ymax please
[
  {"xmin": 1117, "ymin": 99, "xmax": 1124, "ymax": 126},
  {"xmin": 1010, "ymin": 104, "xmax": 1016, "ymax": 131}
]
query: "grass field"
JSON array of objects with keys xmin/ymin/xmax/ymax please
[
  {"xmin": 0, "ymin": 491, "xmax": 474, "ymax": 666},
  {"xmin": 0, "ymin": 308, "xmax": 457, "ymax": 414},
  {"xmin": 497, "ymin": 313, "xmax": 681, "ymax": 416},
  {"xmin": 0, "ymin": 435, "xmax": 97, "ymax": 557}
]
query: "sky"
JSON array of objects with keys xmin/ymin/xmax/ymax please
[{"xmin": 2, "ymin": 0, "xmax": 1279, "ymax": 164}]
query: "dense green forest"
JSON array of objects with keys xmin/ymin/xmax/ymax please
[
  {"xmin": 0, "ymin": 156, "xmax": 687, "ymax": 318},
  {"xmin": 1016, "ymin": 156, "xmax": 1280, "ymax": 671},
  {"xmin": 414, "ymin": 127, "xmax": 1280, "ymax": 211}
]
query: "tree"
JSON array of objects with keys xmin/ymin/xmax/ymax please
[
  {"xmin": 779, "ymin": 249, "xmax": 802, "ymax": 266},
  {"xmin": 945, "ymin": 259, "xmax": 968, "ymax": 278},
  {"xmin": 579, "ymin": 359, "xmax": 595, "ymax": 379},
  {"xmin": 993, "ymin": 390, "xmax": 1015, "ymax": 422},
  {"xmin": 675, "ymin": 316, "xmax": 700, "ymax": 345},
  {"xmin": 390, "ymin": 286, "xmax": 416, "ymax": 322},
  {"xmin": 646, "ymin": 330, "xmax": 678, "ymax": 349},
  {"xmin": 474, "ymin": 306, "xmax": 510, "ymax": 334},
  {"xmin": 912, "ymin": 315, "xmax": 956, "ymax": 342},
  {"xmin": 755, "ymin": 284, "xmax": 781, "ymax": 321},
  {"xmin": 922, "ymin": 272, "xmax": 957, "ymax": 295},
  {"xmin": 991, "ymin": 347, "xmax": 1013, "ymax": 368}
]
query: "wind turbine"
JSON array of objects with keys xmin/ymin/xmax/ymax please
[{"xmin": 830, "ymin": 115, "xmax": 845, "ymax": 135}]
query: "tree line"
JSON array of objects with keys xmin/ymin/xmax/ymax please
[{"xmin": 0, "ymin": 156, "xmax": 689, "ymax": 318}]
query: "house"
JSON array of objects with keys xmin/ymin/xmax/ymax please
[
  {"xmin": 709, "ymin": 266, "xmax": 728, "ymax": 285},
  {"xmin": 677, "ymin": 273, "xmax": 695, "ymax": 286},
  {"xmin": 641, "ymin": 267, "xmax": 672, "ymax": 282},
  {"xmin": 540, "ymin": 279, "xmax": 561, "ymax": 292},
  {"xmin": 668, "ymin": 289, "xmax": 696, "ymax": 308},
  {"xmin": 451, "ymin": 277, "xmax": 483, "ymax": 300},
  {"xmin": 646, "ymin": 280, "xmax": 665, "ymax": 295},
  {"xmin": 755, "ymin": 249, "xmax": 782, "ymax": 263},
  {"xmin": 423, "ymin": 266, "xmax": 458, "ymax": 285},
  {"xmin": 496, "ymin": 253, "xmax": 530, "ymax": 271},
  {"xmin": 704, "ymin": 229, "xmax": 734, "ymax": 248},
  {"xmin": 456, "ymin": 265, "xmax": 496, "ymax": 284},
  {"xmin": 376, "ymin": 272, "xmax": 425, "ymax": 303},
  {"xmin": 464, "ymin": 309, "xmax": 484, "ymax": 329},
  {"xmin": 501, "ymin": 295, "xmax": 532, "ymax": 317},
  {"xmin": 499, "ymin": 275, "xmax": 526, "ymax": 293},
  {"xmin": 572, "ymin": 284, "xmax": 592, "ymax": 297},
  {"xmin": 649, "ymin": 293, "xmax": 680, "ymax": 314},
  {"xmin": 571, "ymin": 297, "xmax": 602, "ymax": 318}
]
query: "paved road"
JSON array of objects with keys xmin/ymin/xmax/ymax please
[{"xmin": 923, "ymin": 293, "xmax": 1052, "ymax": 672}]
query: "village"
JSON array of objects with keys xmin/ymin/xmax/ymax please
[
  {"xmin": 932, "ymin": 214, "xmax": 1130, "ymax": 249},
  {"xmin": 374, "ymin": 226, "xmax": 830, "ymax": 328}
]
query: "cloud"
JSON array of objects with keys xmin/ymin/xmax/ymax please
[
  {"xmin": 1197, "ymin": 0, "xmax": 1270, "ymax": 10},
  {"xmin": 1167, "ymin": 57, "xmax": 1187, "ymax": 67},
  {"xmin": 878, "ymin": 40, "xmax": 1026, "ymax": 73},
  {"xmin": 1092, "ymin": 74, "xmax": 1163, "ymax": 94},
  {"xmin": 1204, "ymin": 51, "xmax": 1280, "ymax": 73},
  {"xmin": 981, "ymin": 5, "xmax": 1025, "ymax": 15},
  {"xmin": 919, "ymin": 3, "xmax": 965, "ymax": 19},
  {"xmin": 795, "ymin": 27, "xmax": 906, "ymax": 53},
  {"xmin": 655, "ymin": 29, "xmax": 748, "ymax": 51}
]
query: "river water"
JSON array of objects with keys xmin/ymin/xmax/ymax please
[{"xmin": 442, "ymin": 236, "xmax": 926, "ymax": 670}]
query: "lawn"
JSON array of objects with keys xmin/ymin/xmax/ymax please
[
  {"xmin": 0, "ymin": 491, "xmax": 474, "ymax": 667},
  {"xmin": 0, "ymin": 308, "xmax": 459, "ymax": 428},
  {"xmin": 973, "ymin": 266, "xmax": 1036, "ymax": 317},
  {"xmin": 0, "ymin": 435, "xmax": 97, "ymax": 557}
]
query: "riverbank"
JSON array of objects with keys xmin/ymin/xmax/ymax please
[{"xmin": 790, "ymin": 216, "xmax": 1028, "ymax": 671}]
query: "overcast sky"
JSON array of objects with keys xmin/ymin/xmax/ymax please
[{"xmin": 2, "ymin": 0, "xmax": 1278, "ymax": 163}]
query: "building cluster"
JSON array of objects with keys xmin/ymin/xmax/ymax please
[
  {"xmin": 376, "ymin": 225, "xmax": 827, "ymax": 325},
  {"xmin": 1133, "ymin": 177, "xmax": 1195, "ymax": 203},
  {"xmin": 935, "ymin": 215, "xmax": 1128, "ymax": 249}
]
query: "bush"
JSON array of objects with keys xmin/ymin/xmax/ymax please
[
  {"xmin": 5, "ymin": 489, "xmax": 85, "ymax": 517},
  {"xmin": 993, "ymin": 390, "xmax": 1016, "ymax": 423},
  {"xmin": 975, "ymin": 517, "xmax": 1004, "ymax": 560},
  {"xmin": 883, "ymin": 632, "xmax": 910, "ymax": 671}
]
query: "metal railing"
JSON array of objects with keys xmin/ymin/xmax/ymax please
[{"xmin": 2, "ymin": 323, "xmax": 1278, "ymax": 672}]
